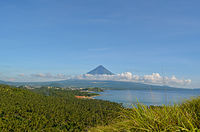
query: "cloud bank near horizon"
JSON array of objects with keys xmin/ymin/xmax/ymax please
[
  {"xmin": 75, "ymin": 72, "xmax": 191, "ymax": 87},
  {"xmin": 1, "ymin": 72, "xmax": 191, "ymax": 87},
  {"xmin": 30, "ymin": 73, "xmax": 67, "ymax": 79}
]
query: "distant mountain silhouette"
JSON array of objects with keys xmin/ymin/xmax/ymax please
[
  {"xmin": 87, "ymin": 65, "xmax": 114, "ymax": 75},
  {"xmin": 0, "ymin": 80, "xmax": 7, "ymax": 84},
  {"xmin": 0, "ymin": 79, "xmax": 195, "ymax": 90}
]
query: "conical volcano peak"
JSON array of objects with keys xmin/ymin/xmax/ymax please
[
  {"xmin": 97, "ymin": 65, "xmax": 104, "ymax": 68},
  {"xmin": 87, "ymin": 65, "xmax": 114, "ymax": 75}
]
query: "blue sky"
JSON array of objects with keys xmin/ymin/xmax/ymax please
[{"xmin": 0, "ymin": 0, "xmax": 200, "ymax": 88}]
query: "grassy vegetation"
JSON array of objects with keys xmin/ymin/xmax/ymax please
[
  {"xmin": 1, "ymin": 84, "xmax": 200, "ymax": 131},
  {"xmin": 90, "ymin": 97, "xmax": 200, "ymax": 132}
]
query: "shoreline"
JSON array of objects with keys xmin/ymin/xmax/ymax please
[{"xmin": 75, "ymin": 94, "xmax": 100, "ymax": 99}]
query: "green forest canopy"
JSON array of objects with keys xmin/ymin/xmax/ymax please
[{"xmin": 0, "ymin": 84, "xmax": 122, "ymax": 131}]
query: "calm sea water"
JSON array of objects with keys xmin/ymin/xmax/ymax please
[{"xmin": 93, "ymin": 89, "xmax": 200, "ymax": 107}]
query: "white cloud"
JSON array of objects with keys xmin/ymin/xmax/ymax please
[
  {"xmin": 30, "ymin": 73, "xmax": 67, "ymax": 80},
  {"xmin": 7, "ymin": 78, "xmax": 16, "ymax": 82},
  {"xmin": 14, "ymin": 72, "xmax": 191, "ymax": 87},
  {"xmin": 74, "ymin": 72, "xmax": 191, "ymax": 87},
  {"xmin": 18, "ymin": 73, "xmax": 25, "ymax": 77}
]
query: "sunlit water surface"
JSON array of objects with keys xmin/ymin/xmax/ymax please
[{"xmin": 93, "ymin": 89, "xmax": 200, "ymax": 108}]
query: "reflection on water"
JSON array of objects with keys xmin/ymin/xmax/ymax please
[{"xmin": 93, "ymin": 89, "xmax": 200, "ymax": 108}]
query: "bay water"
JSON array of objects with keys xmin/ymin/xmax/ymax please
[{"xmin": 93, "ymin": 89, "xmax": 200, "ymax": 107}]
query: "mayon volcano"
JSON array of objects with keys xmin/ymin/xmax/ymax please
[{"xmin": 87, "ymin": 65, "xmax": 114, "ymax": 75}]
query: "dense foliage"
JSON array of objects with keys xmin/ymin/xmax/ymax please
[
  {"xmin": 31, "ymin": 86, "xmax": 99, "ymax": 97},
  {"xmin": 82, "ymin": 87, "xmax": 104, "ymax": 92},
  {"xmin": 0, "ymin": 85, "xmax": 122, "ymax": 131},
  {"xmin": 2, "ymin": 84, "xmax": 200, "ymax": 131},
  {"xmin": 90, "ymin": 97, "xmax": 200, "ymax": 131}
]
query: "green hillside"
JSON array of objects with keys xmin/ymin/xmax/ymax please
[
  {"xmin": 0, "ymin": 85, "xmax": 122, "ymax": 131},
  {"xmin": 1, "ymin": 84, "xmax": 200, "ymax": 131}
]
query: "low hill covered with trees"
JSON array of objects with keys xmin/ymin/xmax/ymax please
[{"xmin": 0, "ymin": 85, "xmax": 122, "ymax": 131}]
